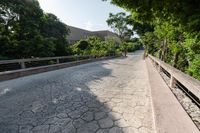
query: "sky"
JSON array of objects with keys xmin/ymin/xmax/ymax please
[{"xmin": 37, "ymin": 0, "xmax": 128, "ymax": 31}]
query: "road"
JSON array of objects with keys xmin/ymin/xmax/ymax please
[{"xmin": 0, "ymin": 50, "xmax": 154, "ymax": 133}]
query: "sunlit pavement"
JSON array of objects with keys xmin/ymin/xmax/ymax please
[{"xmin": 0, "ymin": 50, "xmax": 154, "ymax": 133}]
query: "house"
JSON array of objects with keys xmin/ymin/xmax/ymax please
[{"xmin": 67, "ymin": 26, "xmax": 120, "ymax": 44}]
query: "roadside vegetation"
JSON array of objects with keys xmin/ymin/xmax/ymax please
[
  {"xmin": 71, "ymin": 36, "xmax": 141, "ymax": 57},
  {"xmin": 0, "ymin": 0, "xmax": 142, "ymax": 60},
  {"xmin": 0, "ymin": 0, "xmax": 71, "ymax": 59},
  {"xmin": 1, "ymin": 0, "xmax": 199, "ymax": 80},
  {"xmin": 105, "ymin": 0, "xmax": 200, "ymax": 80}
]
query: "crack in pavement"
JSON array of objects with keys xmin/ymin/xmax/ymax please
[{"xmin": 0, "ymin": 51, "xmax": 154, "ymax": 133}]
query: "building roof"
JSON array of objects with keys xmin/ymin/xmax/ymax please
[{"xmin": 67, "ymin": 26, "xmax": 118, "ymax": 43}]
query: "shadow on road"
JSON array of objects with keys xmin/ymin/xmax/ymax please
[{"xmin": 0, "ymin": 60, "xmax": 123, "ymax": 133}]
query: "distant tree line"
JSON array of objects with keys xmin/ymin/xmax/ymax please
[{"xmin": 106, "ymin": 0, "xmax": 200, "ymax": 80}]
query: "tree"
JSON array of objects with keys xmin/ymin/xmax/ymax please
[
  {"xmin": 77, "ymin": 40, "xmax": 89, "ymax": 50},
  {"xmin": 107, "ymin": 12, "xmax": 133, "ymax": 56},
  {"xmin": 0, "ymin": 0, "xmax": 71, "ymax": 59},
  {"xmin": 71, "ymin": 36, "xmax": 121, "ymax": 57},
  {"xmin": 41, "ymin": 13, "xmax": 70, "ymax": 56},
  {"xmin": 104, "ymin": 0, "xmax": 200, "ymax": 80},
  {"xmin": 107, "ymin": 12, "xmax": 133, "ymax": 41}
]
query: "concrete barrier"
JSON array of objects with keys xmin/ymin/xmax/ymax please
[
  {"xmin": 146, "ymin": 58, "xmax": 199, "ymax": 133},
  {"xmin": 148, "ymin": 55, "xmax": 200, "ymax": 102}
]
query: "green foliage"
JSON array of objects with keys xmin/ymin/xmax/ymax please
[
  {"xmin": 72, "ymin": 40, "xmax": 90, "ymax": 55},
  {"xmin": 41, "ymin": 13, "xmax": 70, "ymax": 56},
  {"xmin": 183, "ymin": 33, "xmax": 200, "ymax": 80},
  {"xmin": 106, "ymin": 0, "xmax": 200, "ymax": 80},
  {"xmin": 19, "ymin": 35, "xmax": 56, "ymax": 57},
  {"xmin": 127, "ymin": 42, "xmax": 141, "ymax": 52},
  {"xmin": 107, "ymin": 12, "xmax": 133, "ymax": 41},
  {"xmin": 77, "ymin": 40, "xmax": 89, "ymax": 50},
  {"xmin": 0, "ymin": 0, "xmax": 71, "ymax": 59},
  {"xmin": 71, "ymin": 36, "xmax": 122, "ymax": 57},
  {"xmin": 48, "ymin": 60, "xmax": 56, "ymax": 65},
  {"xmin": 105, "ymin": 37, "xmax": 120, "ymax": 54},
  {"xmin": 187, "ymin": 56, "xmax": 200, "ymax": 80},
  {"xmin": 0, "ymin": 55, "xmax": 10, "ymax": 60},
  {"xmin": 141, "ymin": 32, "xmax": 158, "ymax": 55}
]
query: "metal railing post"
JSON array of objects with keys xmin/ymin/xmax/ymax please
[
  {"xmin": 56, "ymin": 58, "xmax": 59, "ymax": 64},
  {"xmin": 76, "ymin": 55, "xmax": 79, "ymax": 62},
  {"xmin": 170, "ymin": 75, "xmax": 176, "ymax": 88},
  {"xmin": 20, "ymin": 61, "xmax": 26, "ymax": 69},
  {"xmin": 158, "ymin": 65, "xmax": 162, "ymax": 72},
  {"xmin": 89, "ymin": 55, "xmax": 93, "ymax": 60},
  {"xmin": 158, "ymin": 62, "xmax": 162, "ymax": 72}
]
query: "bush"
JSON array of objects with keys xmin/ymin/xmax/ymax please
[
  {"xmin": 77, "ymin": 40, "xmax": 89, "ymax": 50},
  {"xmin": 71, "ymin": 36, "xmax": 122, "ymax": 56},
  {"xmin": 0, "ymin": 55, "xmax": 10, "ymax": 60}
]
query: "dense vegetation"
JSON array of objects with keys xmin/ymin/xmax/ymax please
[
  {"xmin": 106, "ymin": 0, "xmax": 200, "ymax": 80},
  {"xmin": 70, "ymin": 11, "xmax": 142, "ymax": 57},
  {"xmin": 0, "ymin": 0, "xmax": 71, "ymax": 59},
  {"xmin": 0, "ymin": 0, "xmax": 142, "ymax": 60},
  {"xmin": 106, "ymin": 12, "xmax": 135, "ymax": 56},
  {"xmin": 71, "ymin": 36, "xmax": 141, "ymax": 56}
]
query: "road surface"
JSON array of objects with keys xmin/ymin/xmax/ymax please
[{"xmin": 0, "ymin": 50, "xmax": 154, "ymax": 133}]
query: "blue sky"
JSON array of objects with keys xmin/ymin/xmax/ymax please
[{"xmin": 38, "ymin": 0, "xmax": 127, "ymax": 31}]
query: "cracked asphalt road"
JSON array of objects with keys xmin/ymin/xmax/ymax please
[{"xmin": 0, "ymin": 50, "xmax": 154, "ymax": 133}]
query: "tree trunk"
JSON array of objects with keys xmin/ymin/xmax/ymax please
[
  {"xmin": 158, "ymin": 49, "xmax": 162, "ymax": 59},
  {"xmin": 160, "ymin": 40, "xmax": 164, "ymax": 61},
  {"xmin": 160, "ymin": 38, "xmax": 168, "ymax": 62},
  {"xmin": 163, "ymin": 38, "xmax": 168, "ymax": 62},
  {"xmin": 173, "ymin": 34, "xmax": 183, "ymax": 68},
  {"xmin": 173, "ymin": 52, "xmax": 180, "ymax": 68}
]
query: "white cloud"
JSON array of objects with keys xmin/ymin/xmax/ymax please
[{"xmin": 84, "ymin": 21, "xmax": 93, "ymax": 31}]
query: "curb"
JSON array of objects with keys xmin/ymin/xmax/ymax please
[{"xmin": 145, "ymin": 58, "xmax": 199, "ymax": 133}]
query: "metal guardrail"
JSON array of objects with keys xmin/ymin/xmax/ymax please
[
  {"xmin": 148, "ymin": 55, "xmax": 200, "ymax": 102},
  {"xmin": 0, "ymin": 54, "xmax": 118, "ymax": 81},
  {"xmin": 0, "ymin": 55, "xmax": 93, "ymax": 70}
]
